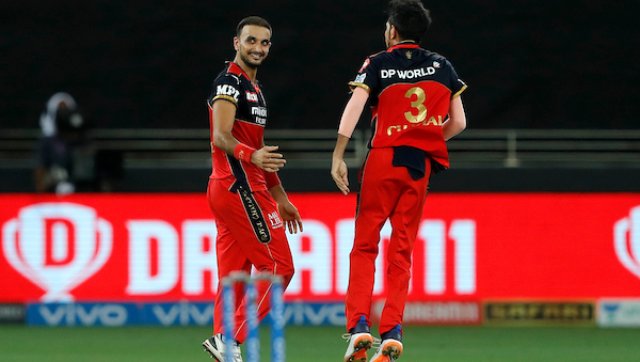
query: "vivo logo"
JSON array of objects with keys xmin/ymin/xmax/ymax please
[
  {"xmin": 151, "ymin": 303, "xmax": 213, "ymax": 326},
  {"xmin": 35, "ymin": 303, "xmax": 128, "ymax": 326},
  {"xmin": 28, "ymin": 302, "xmax": 350, "ymax": 327},
  {"xmin": 284, "ymin": 303, "xmax": 345, "ymax": 326},
  {"xmin": 147, "ymin": 303, "xmax": 346, "ymax": 326}
]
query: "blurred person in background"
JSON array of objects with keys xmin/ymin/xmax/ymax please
[
  {"xmin": 35, "ymin": 92, "xmax": 94, "ymax": 194},
  {"xmin": 201, "ymin": 16, "xmax": 303, "ymax": 362},
  {"xmin": 331, "ymin": 1, "xmax": 468, "ymax": 361},
  {"xmin": 34, "ymin": 92, "xmax": 123, "ymax": 194}
]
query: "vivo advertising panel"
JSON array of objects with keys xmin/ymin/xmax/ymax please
[{"xmin": 1, "ymin": 193, "xmax": 640, "ymax": 304}]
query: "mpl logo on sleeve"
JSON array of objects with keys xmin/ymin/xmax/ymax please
[
  {"xmin": 614, "ymin": 206, "xmax": 640, "ymax": 279},
  {"xmin": 2, "ymin": 203, "xmax": 112, "ymax": 301}
]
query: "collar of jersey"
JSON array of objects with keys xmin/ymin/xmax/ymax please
[
  {"xmin": 227, "ymin": 61, "xmax": 252, "ymax": 81},
  {"xmin": 386, "ymin": 42, "xmax": 420, "ymax": 52}
]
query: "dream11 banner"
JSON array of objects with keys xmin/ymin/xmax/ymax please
[{"xmin": 1, "ymin": 193, "xmax": 640, "ymax": 303}]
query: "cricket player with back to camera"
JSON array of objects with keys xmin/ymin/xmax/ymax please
[{"xmin": 331, "ymin": 0, "xmax": 468, "ymax": 361}]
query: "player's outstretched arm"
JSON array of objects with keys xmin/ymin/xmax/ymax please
[
  {"xmin": 331, "ymin": 135, "xmax": 351, "ymax": 195},
  {"xmin": 331, "ymin": 87, "xmax": 369, "ymax": 195}
]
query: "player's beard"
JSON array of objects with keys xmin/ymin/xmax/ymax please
[{"xmin": 240, "ymin": 52, "xmax": 265, "ymax": 69}]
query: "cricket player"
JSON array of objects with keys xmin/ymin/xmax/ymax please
[
  {"xmin": 331, "ymin": 1, "xmax": 468, "ymax": 361},
  {"xmin": 202, "ymin": 16, "xmax": 303, "ymax": 362}
]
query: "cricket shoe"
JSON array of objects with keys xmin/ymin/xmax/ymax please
[
  {"xmin": 369, "ymin": 339, "xmax": 403, "ymax": 362},
  {"xmin": 202, "ymin": 334, "xmax": 243, "ymax": 362},
  {"xmin": 370, "ymin": 325, "xmax": 403, "ymax": 362},
  {"xmin": 343, "ymin": 316, "xmax": 374, "ymax": 362}
]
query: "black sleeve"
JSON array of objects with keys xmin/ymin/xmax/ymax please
[
  {"xmin": 348, "ymin": 55, "xmax": 380, "ymax": 94},
  {"xmin": 209, "ymin": 74, "xmax": 242, "ymax": 106},
  {"xmin": 446, "ymin": 59, "xmax": 468, "ymax": 98}
]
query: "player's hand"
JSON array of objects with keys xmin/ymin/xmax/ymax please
[
  {"xmin": 331, "ymin": 158, "xmax": 350, "ymax": 195},
  {"xmin": 277, "ymin": 201, "xmax": 303, "ymax": 234},
  {"xmin": 252, "ymin": 145, "xmax": 286, "ymax": 172}
]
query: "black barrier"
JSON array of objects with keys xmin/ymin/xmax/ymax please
[{"xmin": 0, "ymin": 303, "xmax": 26, "ymax": 324}]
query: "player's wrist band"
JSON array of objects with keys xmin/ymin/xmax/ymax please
[{"xmin": 233, "ymin": 143, "xmax": 256, "ymax": 163}]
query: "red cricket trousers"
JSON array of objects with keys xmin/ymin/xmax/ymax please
[
  {"xmin": 345, "ymin": 147, "xmax": 431, "ymax": 335},
  {"xmin": 207, "ymin": 178, "xmax": 294, "ymax": 343}
]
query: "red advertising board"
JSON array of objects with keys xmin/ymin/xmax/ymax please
[{"xmin": 1, "ymin": 193, "xmax": 640, "ymax": 302}]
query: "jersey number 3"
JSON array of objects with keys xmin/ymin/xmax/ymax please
[{"xmin": 404, "ymin": 87, "xmax": 427, "ymax": 124}]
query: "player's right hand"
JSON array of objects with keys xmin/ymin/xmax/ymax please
[
  {"xmin": 252, "ymin": 145, "xmax": 286, "ymax": 172},
  {"xmin": 331, "ymin": 158, "xmax": 350, "ymax": 195}
]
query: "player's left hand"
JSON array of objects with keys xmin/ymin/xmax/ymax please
[
  {"xmin": 278, "ymin": 201, "xmax": 303, "ymax": 234},
  {"xmin": 331, "ymin": 158, "xmax": 350, "ymax": 195}
]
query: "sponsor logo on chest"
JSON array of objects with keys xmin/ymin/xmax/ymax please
[
  {"xmin": 245, "ymin": 91, "xmax": 259, "ymax": 102},
  {"xmin": 251, "ymin": 106, "xmax": 267, "ymax": 125}
]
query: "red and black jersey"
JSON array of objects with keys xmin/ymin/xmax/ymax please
[
  {"xmin": 349, "ymin": 42, "xmax": 467, "ymax": 170},
  {"xmin": 208, "ymin": 62, "xmax": 269, "ymax": 191}
]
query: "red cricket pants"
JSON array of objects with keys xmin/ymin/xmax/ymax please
[
  {"xmin": 345, "ymin": 147, "xmax": 431, "ymax": 335},
  {"xmin": 207, "ymin": 179, "xmax": 294, "ymax": 343}
]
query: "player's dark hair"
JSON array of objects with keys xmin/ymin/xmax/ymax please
[
  {"xmin": 236, "ymin": 16, "xmax": 272, "ymax": 36},
  {"xmin": 387, "ymin": 0, "xmax": 432, "ymax": 43}
]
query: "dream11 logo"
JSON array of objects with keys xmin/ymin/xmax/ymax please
[
  {"xmin": 614, "ymin": 206, "xmax": 640, "ymax": 279},
  {"xmin": 2, "ymin": 203, "xmax": 112, "ymax": 301}
]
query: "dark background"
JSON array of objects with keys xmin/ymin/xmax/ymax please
[{"xmin": 1, "ymin": 0, "xmax": 638, "ymax": 131}]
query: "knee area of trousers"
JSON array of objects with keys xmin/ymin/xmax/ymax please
[
  {"xmin": 350, "ymin": 248, "xmax": 379, "ymax": 261},
  {"xmin": 279, "ymin": 265, "xmax": 295, "ymax": 283},
  {"xmin": 267, "ymin": 264, "xmax": 293, "ymax": 287}
]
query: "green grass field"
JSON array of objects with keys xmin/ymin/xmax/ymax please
[{"xmin": 1, "ymin": 325, "xmax": 639, "ymax": 361}]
